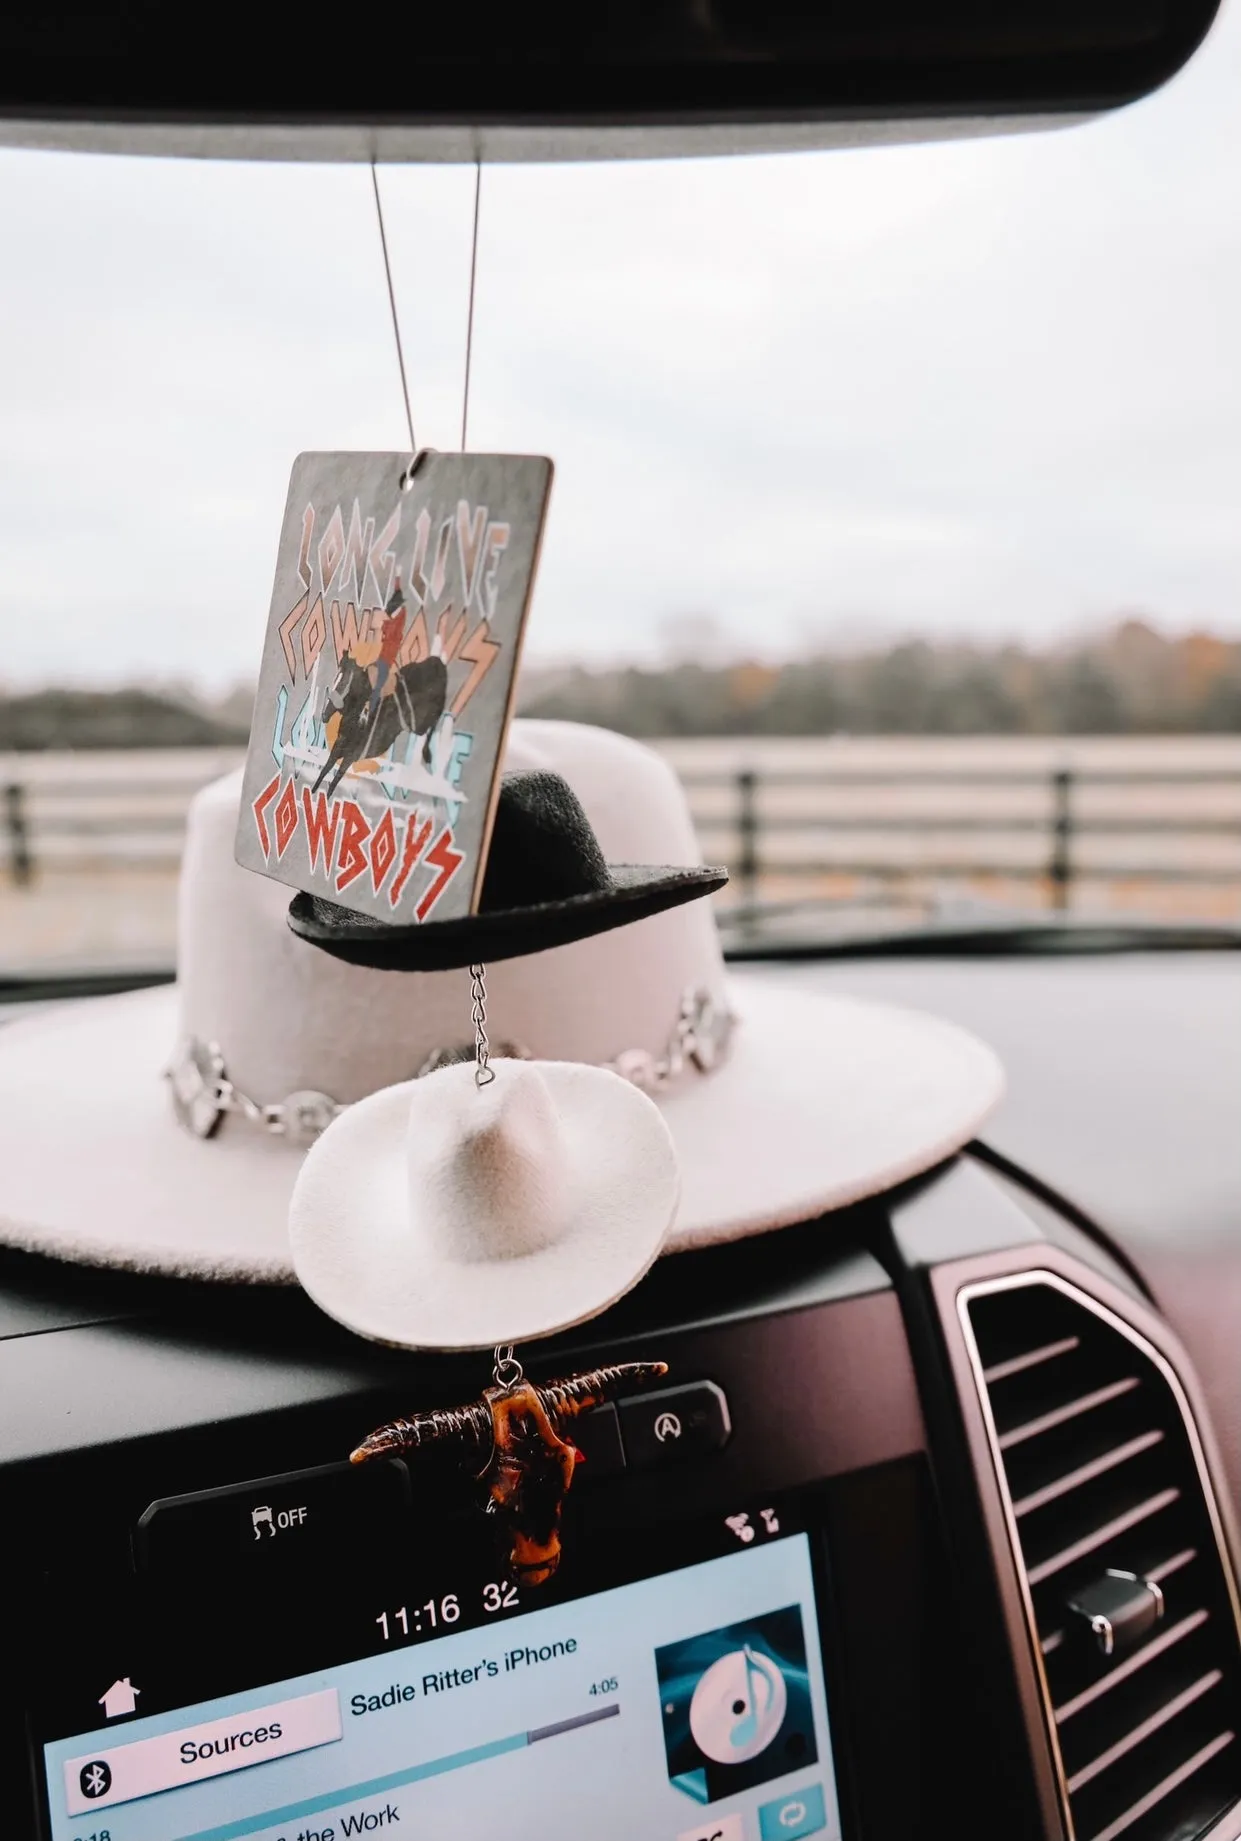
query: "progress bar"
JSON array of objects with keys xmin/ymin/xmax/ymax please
[{"xmin": 178, "ymin": 1704, "xmax": 620, "ymax": 1841}]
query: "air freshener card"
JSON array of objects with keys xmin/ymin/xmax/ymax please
[{"xmin": 235, "ymin": 450, "xmax": 553, "ymax": 924}]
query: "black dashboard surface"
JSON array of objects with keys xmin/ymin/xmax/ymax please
[
  {"xmin": 765, "ymin": 952, "xmax": 1241, "ymax": 1258},
  {"xmin": 760, "ymin": 951, "xmax": 1241, "ymax": 1498}
]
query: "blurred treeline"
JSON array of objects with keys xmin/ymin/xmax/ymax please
[
  {"xmin": 518, "ymin": 620, "xmax": 1241, "ymax": 736},
  {"xmin": 2, "ymin": 619, "xmax": 1239, "ymax": 748},
  {"xmin": 0, "ymin": 686, "xmax": 250, "ymax": 751}
]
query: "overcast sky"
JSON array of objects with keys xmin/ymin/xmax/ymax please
[{"xmin": 0, "ymin": 3, "xmax": 1238, "ymax": 689}]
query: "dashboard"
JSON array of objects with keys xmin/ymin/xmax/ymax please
[
  {"xmin": 784, "ymin": 953, "xmax": 1241, "ymax": 1510},
  {"xmin": 3, "ymin": 949, "xmax": 1241, "ymax": 1841}
]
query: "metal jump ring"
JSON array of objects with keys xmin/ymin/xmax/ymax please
[{"xmin": 399, "ymin": 446, "xmax": 434, "ymax": 493}]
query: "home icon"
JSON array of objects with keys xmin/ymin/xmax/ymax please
[{"xmin": 99, "ymin": 1678, "xmax": 140, "ymax": 1719}]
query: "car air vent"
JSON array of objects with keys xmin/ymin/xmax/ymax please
[{"xmin": 961, "ymin": 1274, "xmax": 1241, "ymax": 1841}]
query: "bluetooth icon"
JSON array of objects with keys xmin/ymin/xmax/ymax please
[{"xmin": 79, "ymin": 1759, "xmax": 112, "ymax": 1800}]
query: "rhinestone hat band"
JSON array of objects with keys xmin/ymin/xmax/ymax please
[{"xmin": 165, "ymin": 986, "xmax": 736, "ymax": 1148}]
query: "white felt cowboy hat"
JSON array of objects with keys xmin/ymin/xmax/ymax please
[
  {"xmin": 0, "ymin": 718, "xmax": 1003, "ymax": 1284},
  {"xmin": 290, "ymin": 1055, "xmax": 681, "ymax": 1350}
]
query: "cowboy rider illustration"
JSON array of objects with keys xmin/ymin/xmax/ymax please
[{"xmin": 364, "ymin": 576, "xmax": 408, "ymax": 735}]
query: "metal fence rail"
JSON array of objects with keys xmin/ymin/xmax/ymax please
[
  {"xmin": 0, "ymin": 752, "xmax": 244, "ymax": 882},
  {"xmin": 3, "ymin": 757, "xmax": 1240, "ymax": 916},
  {"xmin": 676, "ymin": 764, "xmax": 1241, "ymax": 912}
]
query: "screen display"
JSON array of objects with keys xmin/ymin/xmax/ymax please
[{"xmin": 40, "ymin": 1504, "xmax": 841, "ymax": 1841}]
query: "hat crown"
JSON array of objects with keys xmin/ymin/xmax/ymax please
[
  {"xmin": 480, "ymin": 770, "xmax": 610, "ymax": 906},
  {"xmin": 415, "ymin": 1060, "xmax": 568, "ymax": 1265},
  {"xmin": 177, "ymin": 720, "xmax": 728, "ymax": 1104}
]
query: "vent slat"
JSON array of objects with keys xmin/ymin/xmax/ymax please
[
  {"xmin": 1146, "ymin": 1548, "xmax": 1198, "ymax": 1585},
  {"xmin": 964, "ymin": 1277, "xmax": 1241, "ymax": 1841},
  {"xmin": 1026, "ymin": 1487, "xmax": 1181, "ymax": 1586},
  {"xmin": 1055, "ymin": 1610, "xmax": 1210, "ymax": 1724},
  {"xmin": 999, "ymin": 1377, "xmax": 1141, "ymax": 1452},
  {"xmin": 984, "ymin": 1335, "xmax": 1082, "ymax": 1384},
  {"xmin": 1066, "ymin": 1669, "xmax": 1223, "ymax": 1793},
  {"xmin": 1013, "ymin": 1430, "xmax": 1165, "ymax": 1519},
  {"xmin": 1087, "ymin": 1731, "xmax": 1235, "ymax": 1841}
]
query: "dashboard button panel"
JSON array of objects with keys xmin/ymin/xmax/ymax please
[
  {"xmin": 573, "ymin": 1402, "xmax": 626, "ymax": 1476},
  {"xmin": 618, "ymin": 1380, "xmax": 731, "ymax": 1468},
  {"xmin": 134, "ymin": 1458, "xmax": 410, "ymax": 1575}
]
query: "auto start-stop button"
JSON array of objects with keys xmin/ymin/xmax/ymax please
[
  {"xmin": 618, "ymin": 1381, "xmax": 731, "ymax": 1468},
  {"xmin": 134, "ymin": 1458, "xmax": 410, "ymax": 1575}
]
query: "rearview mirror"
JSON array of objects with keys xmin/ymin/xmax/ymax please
[{"xmin": 0, "ymin": 0, "xmax": 1223, "ymax": 161}]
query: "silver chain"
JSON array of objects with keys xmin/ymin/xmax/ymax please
[
  {"xmin": 164, "ymin": 1040, "xmax": 343, "ymax": 1148},
  {"xmin": 469, "ymin": 961, "xmax": 495, "ymax": 1089},
  {"xmin": 603, "ymin": 986, "xmax": 733, "ymax": 1092},
  {"xmin": 166, "ymin": 985, "xmax": 735, "ymax": 1144},
  {"xmin": 419, "ymin": 985, "xmax": 734, "ymax": 1094}
]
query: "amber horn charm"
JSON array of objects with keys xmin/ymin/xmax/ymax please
[{"xmin": 351, "ymin": 1361, "xmax": 668, "ymax": 1588}]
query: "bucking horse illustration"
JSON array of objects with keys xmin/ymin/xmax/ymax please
[{"xmin": 312, "ymin": 648, "xmax": 449, "ymax": 799}]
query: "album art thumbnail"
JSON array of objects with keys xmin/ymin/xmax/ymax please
[
  {"xmin": 235, "ymin": 449, "xmax": 553, "ymax": 928},
  {"xmin": 655, "ymin": 1605, "xmax": 818, "ymax": 1805}
]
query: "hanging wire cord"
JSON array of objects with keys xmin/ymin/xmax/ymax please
[
  {"xmin": 370, "ymin": 160, "xmax": 417, "ymax": 459},
  {"xmin": 461, "ymin": 158, "xmax": 483, "ymax": 452},
  {"xmin": 371, "ymin": 155, "xmax": 483, "ymax": 464}
]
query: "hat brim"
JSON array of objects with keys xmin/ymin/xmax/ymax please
[
  {"xmin": 286, "ymin": 864, "xmax": 728, "ymax": 972},
  {"xmin": 289, "ymin": 1061, "xmax": 679, "ymax": 1350},
  {"xmin": 0, "ymin": 977, "xmax": 1003, "ymax": 1284}
]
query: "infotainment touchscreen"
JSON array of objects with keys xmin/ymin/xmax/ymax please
[{"xmin": 40, "ymin": 1503, "xmax": 840, "ymax": 1841}]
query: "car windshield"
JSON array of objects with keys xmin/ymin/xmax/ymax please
[{"xmin": 1, "ymin": 2, "xmax": 1239, "ymax": 981}]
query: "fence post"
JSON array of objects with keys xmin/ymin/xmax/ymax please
[
  {"xmin": 4, "ymin": 782, "xmax": 33, "ymax": 887},
  {"xmin": 736, "ymin": 768, "xmax": 759, "ymax": 907},
  {"xmin": 1049, "ymin": 767, "xmax": 1073, "ymax": 911}
]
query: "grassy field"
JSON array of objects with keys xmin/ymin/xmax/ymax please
[{"xmin": 1, "ymin": 737, "xmax": 1239, "ymax": 971}]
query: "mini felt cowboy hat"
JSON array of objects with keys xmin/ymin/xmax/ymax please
[
  {"xmin": 287, "ymin": 767, "xmax": 728, "ymax": 971},
  {"xmin": 0, "ymin": 718, "xmax": 1003, "ymax": 1283},
  {"xmin": 289, "ymin": 1056, "xmax": 681, "ymax": 1350}
]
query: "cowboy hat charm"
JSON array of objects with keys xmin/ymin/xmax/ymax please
[
  {"xmin": 289, "ymin": 1050, "xmax": 681, "ymax": 1351},
  {"xmin": 352, "ymin": 1359, "xmax": 668, "ymax": 1587},
  {"xmin": 288, "ymin": 765, "xmax": 727, "ymax": 972}
]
